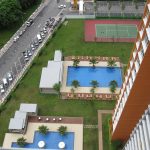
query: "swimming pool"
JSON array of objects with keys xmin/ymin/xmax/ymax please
[
  {"xmin": 12, "ymin": 131, "xmax": 74, "ymax": 149},
  {"xmin": 67, "ymin": 66, "xmax": 122, "ymax": 87}
]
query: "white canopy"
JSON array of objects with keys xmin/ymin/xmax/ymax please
[
  {"xmin": 39, "ymin": 61, "xmax": 63, "ymax": 88},
  {"xmin": 19, "ymin": 103, "xmax": 37, "ymax": 113},
  {"xmin": 8, "ymin": 118, "xmax": 25, "ymax": 130},
  {"xmin": 54, "ymin": 50, "xmax": 62, "ymax": 62}
]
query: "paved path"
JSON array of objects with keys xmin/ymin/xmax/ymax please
[
  {"xmin": 84, "ymin": 124, "xmax": 98, "ymax": 128},
  {"xmin": 98, "ymin": 110, "xmax": 113, "ymax": 150}
]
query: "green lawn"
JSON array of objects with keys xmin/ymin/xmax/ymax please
[
  {"xmin": 0, "ymin": 0, "xmax": 42, "ymax": 49},
  {"xmin": 0, "ymin": 20, "xmax": 133, "ymax": 149},
  {"xmin": 102, "ymin": 114, "xmax": 123, "ymax": 150}
]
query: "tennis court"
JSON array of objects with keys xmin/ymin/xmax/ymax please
[
  {"xmin": 85, "ymin": 20, "xmax": 140, "ymax": 42},
  {"xmin": 95, "ymin": 24, "xmax": 137, "ymax": 38}
]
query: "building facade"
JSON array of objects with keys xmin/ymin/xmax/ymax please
[
  {"xmin": 111, "ymin": 0, "xmax": 150, "ymax": 141},
  {"xmin": 123, "ymin": 105, "xmax": 150, "ymax": 150}
]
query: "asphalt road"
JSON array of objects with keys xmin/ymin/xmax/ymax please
[{"xmin": 0, "ymin": 0, "xmax": 67, "ymax": 80}]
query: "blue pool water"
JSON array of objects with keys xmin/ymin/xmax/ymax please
[
  {"xmin": 67, "ymin": 66, "xmax": 122, "ymax": 87},
  {"xmin": 12, "ymin": 131, "xmax": 74, "ymax": 150}
]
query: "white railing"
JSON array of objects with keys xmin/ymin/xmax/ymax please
[{"xmin": 122, "ymin": 105, "xmax": 150, "ymax": 150}]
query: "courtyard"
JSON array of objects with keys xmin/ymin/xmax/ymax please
[{"xmin": 0, "ymin": 20, "xmax": 134, "ymax": 150}]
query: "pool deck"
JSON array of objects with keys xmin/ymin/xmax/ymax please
[
  {"xmin": 61, "ymin": 60, "xmax": 121, "ymax": 96},
  {"xmin": 2, "ymin": 116, "xmax": 83, "ymax": 150}
]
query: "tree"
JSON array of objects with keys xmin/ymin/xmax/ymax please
[
  {"xmin": 58, "ymin": 126, "xmax": 67, "ymax": 136},
  {"xmin": 90, "ymin": 80, "xmax": 99, "ymax": 88},
  {"xmin": 107, "ymin": 58, "xmax": 117, "ymax": 67},
  {"xmin": 71, "ymin": 80, "xmax": 80, "ymax": 88},
  {"xmin": 18, "ymin": 0, "xmax": 37, "ymax": 10},
  {"xmin": 0, "ymin": 0, "xmax": 22, "ymax": 28},
  {"xmin": 17, "ymin": 137, "xmax": 26, "ymax": 147},
  {"xmin": 109, "ymin": 80, "xmax": 118, "ymax": 94},
  {"xmin": 89, "ymin": 57, "xmax": 98, "ymax": 67},
  {"xmin": 38, "ymin": 125, "xmax": 49, "ymax": 135},
  {"xmin": 73, "ymin": 58, "xmax": 80, "ymax": 67},
  {"xmin": 53, "ymin": 82, "xmax": 61, "ymax": 96}
]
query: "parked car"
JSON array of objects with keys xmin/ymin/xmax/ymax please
[
  {"xmin": 37, "ymin": 34, "xmax": 42, "ymax": 43},
  {"xmin": 13, "ymin": 35, "xmax": 19, "ymax": 42},
  {"xmin": 45, "ymin": 20, "xmax": 50, "ymax": 27},
  {"xmin": 19, "ymin": 31, "xmax": 23, "ymax": 36},
  {"xmin": 34, "ymin": 38, "xmax": 39, "ymax": 46},
  {"xmin": 26, "ymin": 18, "xmax": 33, "ymax": 27},
  {"xmin": 0, "ymin": 84, "xmax": 5, "ymax": 94},
  {"xmin": 2, "ymin": 78, "xmax": 8, "ymax": 87},
  {"xmin": 27, "ymin": 49, "xmax": 33, "ymax": 57},
  {"xmin": 43, "ymin": 27, "xmax": 47, "ymax": 34},
  {"xmin": 58, "ymin": 5, "xmax": 66, "ymax": 9},
  {"xmin": 23, "ymin": 52, "xmax": 29, "ymax": 62},
  {"xmin": 40, "ymin": 31, "xmax": 45, "ymax": 38},
  {"xmin": 7, "ymin": 72, "xmax": 13, "ymax": 82},
  {"xmin": 30, "ymin": 43, "xmax": 36, "ymax": 51}
]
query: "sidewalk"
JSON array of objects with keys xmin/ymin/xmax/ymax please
[{"xmin": 98, "ymin": 110, "xmax": 113, "ymax": 150}]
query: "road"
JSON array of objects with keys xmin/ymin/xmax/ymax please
[{"xmin": 0, "ymin": 0, "xmax": 67, "ymax": 80}]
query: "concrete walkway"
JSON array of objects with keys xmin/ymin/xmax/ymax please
[{"xmin": 98, "ymin": 110, "xmax": 113, "ymax": 150}]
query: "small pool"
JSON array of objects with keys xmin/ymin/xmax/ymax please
[
  {"xmin": 67, "ymin": 66, "xmax": 122, "ymax": 87},
  {"xmin": 12, "ymin": 131, "xmax": 74, "ymax": 149}
]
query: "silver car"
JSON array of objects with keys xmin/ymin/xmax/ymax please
[
  {"xmin": 0, "ymin": 84, "xmax": 5, "ymax": 94},
  {"xmin": 7, "ymin": 72, "xmax": 13, "ymax": 82}
]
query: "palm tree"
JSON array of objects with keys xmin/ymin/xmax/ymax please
[
  {"xmin": 89, "ymin": 57, "xmax": 98, "ymax": 67},
  {"xmin": 109, "ymin": 80, "xmax": 118, "ymax": 94},
  {"xmin": 90, "ymin": 80, "xmax": 99, "ymax": 88},
  {"xmin": 38, "ymin": 125, "xmax": 49, "ymax": 135},
  {"xmin": 71, "ymin": 80, "xmax": 80, "ymax": 88},
  {"xmin": 107, "ymin": 58, "xmax": 116, "ymax": 67},
  {"xmin": 58, "ymin": 126, "xmax": 67, "ymax": 136},
  {"xmin": 53, "ymin": 82, "xmax": 61, "ymax": 96},
  {"xmin": 17, "ymin": 137, "xmax": 26, "ymax": 147},
  {"xmin": 73, "ymin": 58, "xmax": 80, "ymax": 67}
]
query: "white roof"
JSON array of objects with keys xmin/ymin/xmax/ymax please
[
  {"xmin": 39, "ymin": 61, "xmax": 63, "ymax": 88},
  {"xmin": 8, "ymin": 118, "xmax": 24, "ymax": 130},
  {"xmin": 54, "ymin": 50, "xmax": 62, "ymax": 61},
  {"xmin": 14, "ymin": 111, "xmax": 27, "ymax": 120},
  {"xmin": 19, "ymin": 103, "xmax": 37, "ymax": 113}
]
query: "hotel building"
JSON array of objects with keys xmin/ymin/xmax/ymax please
[{"xmin": 111, "ymin": 0, "xmax": 150, "ymax": 141}]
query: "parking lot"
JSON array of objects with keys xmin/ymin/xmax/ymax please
[{"xmin": 0, "ymin": 0, "xmax": 67, "ymax": 99}]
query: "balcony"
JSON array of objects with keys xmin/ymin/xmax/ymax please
[
  {"xmin": 146, "ymin": 27, "xmax": 150, "ymax": 41},
  {"xmin": 143, "ymin": 16, "xmax": 148, "ymax": 26},
  {"xmin": 138, "ymin": 51, "xmax": 144, "ymax": 64},
  {"xmin": 139, "ymin": 30, "xmax": 144, "ymax": 39},
  {"xmin": 135, "ymin": 61, "xmax": 140, "ymax": 73},
  {"xmin": 142, "ymin": 39, "xmax": 147, "ymax": 53},
  {"xmin": 132, "ymin": 69, "xmax": 136, "ymax": 81},
  {"xmin": 148, "ymin": 3, "xmax": 150, "ymax": 12},
  {"xmin": 133, "ymin": 51, "xmax": 136, "ymax": 59},
  {"xmin": 136, "ymin": 41, "xmax": 140, "ymax": 50},
  {"xmin": 130, "ymin": 59, "xmax": 134, "ymax": 69}
]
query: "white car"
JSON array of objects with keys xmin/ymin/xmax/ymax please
[
  {"xmin": 0, "ymin": 84, "xmax": 5, "ymax": 94},
  {"xmin": 13, "ymin": 35, "xmax": 19, "ymax": 42},
  {"xmin": 2, "ymin": 78, "xmax": 8, "ymax": 87},
  {"xmin": 58, "ymin": 5, "xmax": 64, "ymax": 9},
  {"xmin": 7, "ymin": 72, "xmax": 13, "ymax": 82},
  {"xmin": 63, "ymin": 5, "xmax": 66, "ymax": 8}
]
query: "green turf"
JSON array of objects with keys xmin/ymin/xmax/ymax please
[
  {"xmin": 102, "ymin": 114, "xmax": 123, "ymax": 150},
  {"xmin": 96, "ymin": 24, "xmax": 137, "ymax": 38},
  {"xmin": 0, "ymin": 20, "xmax": 133, "ymax": 149}
]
